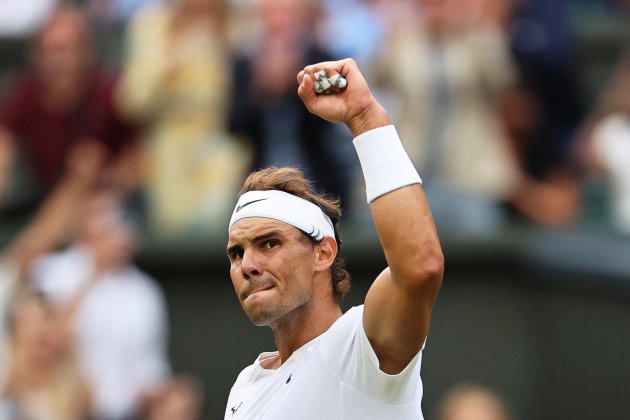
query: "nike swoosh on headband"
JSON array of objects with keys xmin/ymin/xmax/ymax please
[
  {"xmin": 229, "ymin": 190, "xmax": 335, "ymax": 240},
  {"xmin": 236, "ymin": 198, "xmax": 268, "ymax": 212}
]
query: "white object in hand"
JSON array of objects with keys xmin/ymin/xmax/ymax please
[
  {"xmin": 313, "ymin": 80, "xmax": 325, "ymax": 94},
  {"xmin": 329, "ymin": 74, "xmax": 347, "ymax": 89},
  {"xmin": 312, "ymin": 70, "xmax": 347, "ymax": 94}
]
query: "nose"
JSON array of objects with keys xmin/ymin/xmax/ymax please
[{"xmin": 241, "ymin": 248, "xmax": 262, "ymax": 279}]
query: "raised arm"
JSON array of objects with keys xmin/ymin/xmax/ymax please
[
  {"xmin": 298, "ymin": 59, "xmax": 444, "ymax": 374},
  {"xmin": 6, "ymin": 140, "xmax": 105, "ymax": 276}
]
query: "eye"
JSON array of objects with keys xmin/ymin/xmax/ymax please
[
  {"xmin": 263, "ymin": 239, "xmax": 279, "ymax": 250},
  {"xmin": 228, "ymin": 248, "xmax": 244, "ymax": 262}
]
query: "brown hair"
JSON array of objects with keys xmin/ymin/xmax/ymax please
[{"xmin": 238, "ymin": 167, "xmax": 350, "ymax": 304}]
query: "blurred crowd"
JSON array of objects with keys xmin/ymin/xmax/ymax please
[
  {"xmin": 0, "ymin": 0, "xmax": 629, "ymax": 418},
  {"xmin": 0, "ymin": 0, "xmax": 629, "ymax": 238}
]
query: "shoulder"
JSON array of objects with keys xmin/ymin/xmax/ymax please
[
  {"xmin": 317, "ymin": 305, "xmax": 364, "ymax": 360},
  {"xmin": 318, "ymin": 305, "xmax": 424, "ymax": 404},
  {"xmin": 0, "ymin": 74, "xmax": 39, "ymax": 122},
  {"xmin": 232, "ymin": 363, "xmax": 256, "ymax": 388},
  {"xmin": 2, "ymin": 74, "xmax": 37, "ymax": 97},
  {"xmin": 230, "ymin": 352, "xmax": 272, "ymax": 388}
]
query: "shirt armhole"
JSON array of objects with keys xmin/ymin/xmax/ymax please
[
  {"xmin": 344, "ymin": 306, "xmax": 425, "ymax": 404},
  {"xmin": 357, "ymin": 313, "xmax": 424, "ymax": 377}
]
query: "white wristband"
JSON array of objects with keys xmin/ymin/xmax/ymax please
[{"xmin": 353, "ymin": 125, "xmax": 422, "ymax": 203}]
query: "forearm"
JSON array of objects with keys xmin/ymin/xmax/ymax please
[
  {"xmin": 353, "ymin": 124, "xmax": 443, "ymax": 284},
  {"xmin": 8, "ymin": 169, "xmax": 93, "ymax": 273},
  {"xmin": 371, "ymin": 185, "xmax": 443, "ymax": 283}
]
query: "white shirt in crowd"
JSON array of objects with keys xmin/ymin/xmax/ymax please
[
  {"xmin": 32, "ymin": 246, "xmax": 170, "ymax": 419},
  {"xmin": 225, "ymin": 305, "xmax": 425, "ymax": 420},
  {"xmin": 592, "ymin": 113, "xmax": 630, "ymax": 233}
]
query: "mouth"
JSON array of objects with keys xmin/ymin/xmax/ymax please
[{"xmin": 242, "ymin": 284, "xmax": 274, "ymax": 301}]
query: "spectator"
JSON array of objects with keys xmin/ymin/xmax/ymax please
[
  {"xmin": 578, "ymin": 53, "xmax": 630, "ymax": 234},
  {"xmin": 1, "ymin": 289, "xmax": 90, "ymax": 419},
  {"xmin": 228, "ymin": 0, "xmax": 355, "ymax": 213},
  {"xmin": 373, "ymin": 0, "xmax": 519, "ymax": 233},
  {"xmin": 31, "ymin": 185, "xmax": 171, "ymax": 420},
  {"xmin": 117, "ymin": 0, "xmax": 250, "ymax": 237},
  {"xmin": 509, "ymin": 0, "xmax": 585, "ymax": 181},
  {"xmin": 503, "ymin": 0, "xmax": 584, "ymax": 226},
  {"xmin": 0, "ymin": 5, "xmax": 140, "ymax": 215},
  {"xmin": 0, "ymin": 142, "xmax": 103, "ymax": 419}
]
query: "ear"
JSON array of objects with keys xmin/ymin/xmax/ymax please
[{"xmin": 313, "ymin": 236, "xmax": 338, "ymax": 272}]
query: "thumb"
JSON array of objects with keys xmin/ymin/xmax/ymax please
[{"xmin": 297, "ymin": 73, "xmax": 318, "ymax": 109}]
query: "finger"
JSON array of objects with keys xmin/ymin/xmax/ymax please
[
  {"xmin": 297, "ymin": 70, "xmax": 305, "ymax": 85},
  {"xmin": 304, "ymin": 59, "xmax": 355, "ymax": 91},
  {"xmin": 303, "ymin": 61, "xmax": 343, "ymax": 78}
]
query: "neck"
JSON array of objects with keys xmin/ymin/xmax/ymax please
[{"xmin": 269, "ymin": 294, "xmax": 341, "ymax": 367}]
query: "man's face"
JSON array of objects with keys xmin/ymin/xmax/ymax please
[
  {"xmin": 34, "ymin": 14, "xmax": 89, "ymax": 87},
  {"xmin": 227, "ymin": 217, "xmax": 316, "ymax": 326}
]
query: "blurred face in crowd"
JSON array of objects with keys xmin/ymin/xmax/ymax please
[
  {"xmin": 227, "ymin": 218, "xmax": 318, "ymax": 327},
  {"xmin": 438, "ymin": 387, "xmax": 510, "ymax": 420},
  {"xmin": 256, "ymin": 0, "xmax": 313, "ymax": 38},
  {"xmin": 147, "ymin": 377, "xmax": 202, "ymax": 420},
  {"xmin": 33, "ymin": 8, "xmax": 92, "ymax": 90},
  {"xmin": 80, "ymin": 191, "xmax": 137, "ymax": 270},
  {"xmin": 420, "ymin": 0, "xmax": 513, "ymax": 31},
  {"xmin": 11, "ymin": 291, "xmax": 66, "ymax": 368},
  {"xmin": 420, "ymin": 0, "xmax": 456, "ymax": 31},
  {"xmin": 178, "ymin": 0, "xmax": 221, "ymax": 14}
]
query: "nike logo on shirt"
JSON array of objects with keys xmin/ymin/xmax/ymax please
[{"xmin": 231, "ymin": 401, "xmax": 242, "ymax": 416}]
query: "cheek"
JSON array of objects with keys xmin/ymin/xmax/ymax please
[
  {"xmin": 277, "ymin": 252, "xmax": 315, "ymax": 289},
  {"xmin": 229, "ymin": 266, "xmax": 243, "ymax": 290}
]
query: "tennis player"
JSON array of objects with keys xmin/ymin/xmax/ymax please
[{"xmin": 225, "ymin": 58, "xmax": 444, "ymax": 419}]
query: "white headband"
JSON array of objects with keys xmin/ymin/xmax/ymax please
[{"xmin": 228, "ymin": 190, "xmax": 335, "ymax": 241}]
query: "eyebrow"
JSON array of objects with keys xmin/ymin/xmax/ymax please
[
  {"xmin": 253, "ymin": 230, "xmax": 283, "ymax": 244},
  {"xmin": 226, "ymin": 230, "xmax": 285, "ymax": 256}
]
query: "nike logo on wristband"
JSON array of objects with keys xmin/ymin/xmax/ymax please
[{"xmin": 236, "ymin": 198, "xmax": 268, "ymax": 212}]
